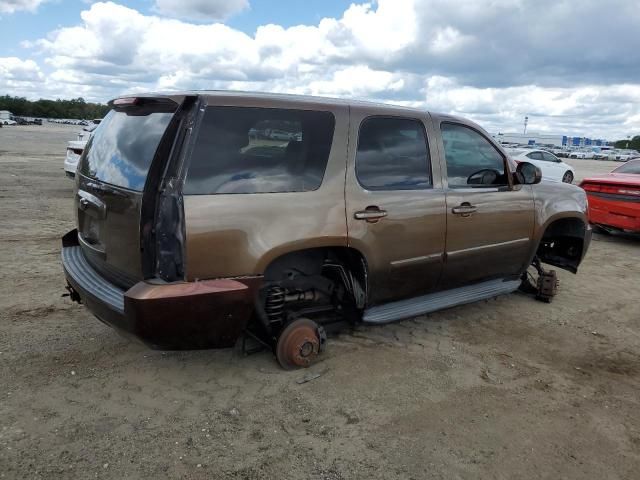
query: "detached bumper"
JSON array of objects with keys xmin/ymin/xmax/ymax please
[{"xmin": 62, "ymin": 236, "xmax": 261, "ymax": 349}]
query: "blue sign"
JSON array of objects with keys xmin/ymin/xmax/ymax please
[
  {"xmin": 562, "ymin": 135, "xmax": 568, "ymax": 146},
  {"xmin": 528, "ymin": 139, "xmax": 535, "ymax": 145},
  {"xmin": 572, "ymin": 137, "xmax": 580, "ymax": 146}
]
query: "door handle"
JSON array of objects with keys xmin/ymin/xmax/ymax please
[
  {"xmin": 354, "ymin": 207, "xmax": 388, "ymax": 223},
  {"xmin": 452, "ymin": 203, "xmax": 478, "ymax": 217}
]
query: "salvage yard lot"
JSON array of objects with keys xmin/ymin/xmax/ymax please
[{"xmin": 1, "ymin": 124, "xmax": 639, "ymax": 479}]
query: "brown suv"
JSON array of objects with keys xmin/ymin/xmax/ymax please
[{"xmin": 62, "ymin": 91, "xmax": 591, "ymax": 368}]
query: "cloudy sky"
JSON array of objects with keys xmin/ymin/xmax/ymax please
[{"xmin": 1, "ymin": 0, "xmax": 639, "ymax": 139}]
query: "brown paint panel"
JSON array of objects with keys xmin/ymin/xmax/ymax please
[
  {"xmin": 122, "ymin": 277, "xmax": 262, "ymax": 349},
  {"xmin": 183, "ymin": 97, "xmax": 350, "ymax": 281},
  {"xmin": 345, "ymin": 107, "xmax": 447, "ymax": 305}
]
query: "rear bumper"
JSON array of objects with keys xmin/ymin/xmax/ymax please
[
  {"xmin": 62, "ymin": 232, "xmax": 261, "ymax": 349},
  {"xmin": 587, "ymin": 194, "xmax": 640, "ymax": 232}
]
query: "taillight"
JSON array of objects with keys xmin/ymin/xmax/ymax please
[
  {"xmin": 113, "ymin": 97, "xmax": 139, "ymax": 106},
  {"xmin": 582, "ymin": 183, "xmax": 640, "ymax": 196}
]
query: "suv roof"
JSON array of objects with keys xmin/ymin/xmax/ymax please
[{"xmin": 112, "ymin": 90, "xmax": 455, "ymax": 120}]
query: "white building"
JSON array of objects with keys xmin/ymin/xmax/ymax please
[
  {"xmin": 494, "ymin": 132, "xmax": 608, "ymax": 148},
  {"xmin": 0, "ymin": 110, "xmax": 13, "ymax": 121}
]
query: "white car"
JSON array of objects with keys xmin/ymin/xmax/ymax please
[
  {"xmin": 505, "ymin": 148, "xmax": 575, "ymax": 183},
  {"xmin": 569, "ymin": 149, "xmax": 595, "ymax": 159},
  {"xmin": 63, "ymin": 124, "xmax": 99, "ymax": 177},
  {"xmin": 609, "ymin": 149, "xmax": 639, "ymax": 162},
  {"xmin": 1, "ymin": 119, "xmax": 17, "ymax": 125},
  {"xmin": 64, "ymin": 138, "xmax": 87, "ymax": 178}
]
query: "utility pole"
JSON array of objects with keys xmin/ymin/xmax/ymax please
[{"xmin": 523, "ymin": 116, "xmax": 529, "ymax": 135}]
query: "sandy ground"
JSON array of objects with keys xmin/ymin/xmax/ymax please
[{"xmin": 0, "ymin": 124, "xmax": 639, "ymax": 479}]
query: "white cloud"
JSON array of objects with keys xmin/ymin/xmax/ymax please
[
  {"xmin": 153, "ymin": 0, "xmax": 248, "ymax": 21},
  {"xmin": 0, "ymin": 0, "xmax": 48, "ymax": 14},
  {"xmin": 7, "ymin": 0, "xmax": 640, "ymax": 138},
  {"xmin": 0, "ymin": 57, "xmax": 42, "ymax": 81},
  {"xmin": 421, "ymin": 78, "xmax": 640, "ymax": 137},
  {"xmin": 0, "ymin": 57, "xmax": 45, "ymax": 97}
]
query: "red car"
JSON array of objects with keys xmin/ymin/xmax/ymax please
[{"xmin": 580, "ymin": 159, "xmax": 640, "ymax": 233}]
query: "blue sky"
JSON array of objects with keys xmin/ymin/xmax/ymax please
[
  {"xmin": 0, "ymin": 0, "xmax": 350, "ymax": 56},
  {"xmin": 1, "ymin": 0, "xmax": 639, "ymax": 138}
]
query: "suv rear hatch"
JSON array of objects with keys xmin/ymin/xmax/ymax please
[{"xmin": 75, "ymin": 96, "xmax": 183, "ymax": 288}]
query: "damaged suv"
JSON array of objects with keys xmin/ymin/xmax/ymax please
[{"xmin": 62, "ymin": 92, "xmax": 591, "ymax": 368}]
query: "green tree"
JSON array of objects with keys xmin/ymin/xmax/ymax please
[
  {"xmin": 0, "ymin": 95, "xmax": 110, "ymax": 119},
  {"xmin": 613, "ymin": 136, "xmax": 640, "ymax": 149}
]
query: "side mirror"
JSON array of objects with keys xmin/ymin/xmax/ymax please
[{"xmin": 515, "ymin": 162, "xmax": 542, "ymax": 184}]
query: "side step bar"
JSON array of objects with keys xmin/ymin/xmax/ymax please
[{"xmin": 362, "ymin": 278, "xmax": 521, "ymax": 324}]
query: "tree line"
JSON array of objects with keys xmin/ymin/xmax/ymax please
[
  {"xmin": 612, "ymin": 136, "xmax": 640, "ymax": 150},
  {"xmin": 0, "ymin": 95, "xmax": 110, "ymax": 120}
]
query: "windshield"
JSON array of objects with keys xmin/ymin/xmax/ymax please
[
  {"xmin": 79, "ymin": 109, "xmax": 174, "ymax": 191},
  {"xmin": 613, "ymin": 160, "xmax": 640, "ymax": 174}
]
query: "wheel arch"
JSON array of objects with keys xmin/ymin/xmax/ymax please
[
  {"xmin": 258, "ymin": 244, "xmax": 370, "ymax": 305},
  {"xmin": 533, "ymin": 215, "xmax": 590, "ymax": 273}
]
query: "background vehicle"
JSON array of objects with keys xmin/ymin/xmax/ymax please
[
  {"xmin": 504, "ymin": 148, "xmax": 575, "ymax": 183},
  {"xmin": 569, "ymin": 149, "xmax": 595, "ymax": 159},
  {"xmin": 62, "ymin": 92, "xmax": 591, "ymax": 368},
  {"xmin": 580, "ymin": 159, "xmax": 640, "ymax": 233},
  {"xmin": 609, "ymin": 149, "xmax": 639, "ymax": 162},
  {"xmin": 63, "ymin": 121, "xmax": 101, "ymax": 178}
]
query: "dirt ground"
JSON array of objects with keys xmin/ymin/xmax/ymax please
[{"xmin": 1, "ymin": 123, "xmax": 639, "ymax": 479}]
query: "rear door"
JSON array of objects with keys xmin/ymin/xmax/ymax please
[
  {"xmin": 346, "ymin": 108, "xmax": 446, "ymax": 305},
  {"xmin": 76, "ymin": 97, "xmax": 180, "ymax": 288},
  {"xmin": 436, "ymin": 119, "xmax": 534, "ymax": 290}
]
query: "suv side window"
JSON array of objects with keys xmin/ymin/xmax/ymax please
[
  {"xmin": 441, "ymin": 123, "xmax": 508, "ymax": 188},
  {"xmin": 184, "ymin": 107, "xmax": 335, "ymax": 194},
  {"xmin": 355, "ymin": 117, "xmax": 431, "ymax": 190}
]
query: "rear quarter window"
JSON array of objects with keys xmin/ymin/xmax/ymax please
[{"xmin": 184, "ymin": 107, "xmax": 335, "ymax": 194}]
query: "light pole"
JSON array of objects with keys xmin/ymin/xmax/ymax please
[{"xmin": 523, "ymin": 116, "xmax": 529, "ymax": 135}]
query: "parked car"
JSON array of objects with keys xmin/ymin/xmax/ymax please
[
  {"xmin": 63, "ymin": 122, "xmax": 100, "ymax": 178},
  {"xmin": 61, "ymin": 92, "xmax": 591, "ymax": 368},
  {"xmin": 609, "ymin": 149, "xmax": 639, "ymax": 162},
  {"xmin": 569, "ymin": 149, "xmax": 595, "ymax": 159},
  {"xmin": 504, "ymin": 148, "xmax": 575, "ymax": 183},
  {"xmin": 1, "ymin": 119, "xmax": 17, "ymax": 126},
  {"xmin": 580, "ymin": 159, "xmax": 640, "ymax": 233}
]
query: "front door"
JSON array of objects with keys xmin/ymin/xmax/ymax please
[
  {"xmin": 346, "ymin": 109, "xmax": 446, "ymax": 305},
  {"xmin": 436, "ymin": 121, "xmax": 535, "ymax": 290}
]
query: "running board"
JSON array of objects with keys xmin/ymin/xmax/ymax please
[{"xmin": 362, "ymin": 278, "xmax": 521, "ymax": 324}]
